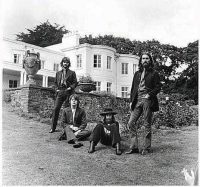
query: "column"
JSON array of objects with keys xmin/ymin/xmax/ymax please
[
  {"xmin": 45, "ymin": 76, "xmax": 48, "ymax": 87},
  {"xmin": 23, "ymin": 72, "xmax": 27, "ymax": 84},
  {"xmin": 42, "ymin": 75, "xmax": 46, "ymax": 87},
  {"xmin": 20, "ymin": 71, "xmax": 24, "ymax": 86}
]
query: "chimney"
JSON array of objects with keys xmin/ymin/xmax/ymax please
[{"xmin": 62, "ymin": 31, "xmax": 80, "ymax": 48}]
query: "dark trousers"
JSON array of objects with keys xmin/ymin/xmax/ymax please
[
  {"xmin": 51, "ymin": 90, "xmax": 71, "ymax": 131},
  {"xmin": 64, "ymin": 126, "xmax": 91, "ymax": 141},
  {"xmin": 128, "ymin": 98, "xmax": 153, "ymax": 150},
  {"xmin": 89, "ymin": 123, "xmax": 121, "ymax": 147}
]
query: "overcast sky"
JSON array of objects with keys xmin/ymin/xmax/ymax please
[{"xmin": 2, "ymin": 0, "xmax": 200, "ymax": 47}]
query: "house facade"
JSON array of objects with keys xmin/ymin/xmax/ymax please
[{"xmin": 2, "ymin": 33, "xmax": 139, "ymax": 98}]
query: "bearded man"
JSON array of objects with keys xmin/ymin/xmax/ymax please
[{"xmin": 126, "ymin": 53, "xmax": 161, "ymax": 155}]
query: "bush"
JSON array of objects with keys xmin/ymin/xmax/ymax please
[
  {"xmin": 79, "ymin": 75, "xmax": 94, "ymax": 83},
  {"xmin": 3, "ymin": 91, "xmax": 11, "ymax": 102}
]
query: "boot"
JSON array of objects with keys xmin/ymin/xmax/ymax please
[
  {"xmin": 125, "ymin": 148, "xmax": 139, "ymax": 154},
  {"xmin": 88, "ymin": 141, "xmax": 95, "ymax": 153},
  {"xmin": 116, "ymin": 143, "xmax": 122, "ymax": 155},
  {"xmin": 58, "ymin": 132, "xmax": 66, "ymax": 141}
]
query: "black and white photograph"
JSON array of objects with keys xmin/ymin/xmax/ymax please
[{"xmin": 1, "ymin": 0, "xmax": 199, "ymax": 185}]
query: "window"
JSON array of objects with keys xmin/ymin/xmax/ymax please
[
  {"xmin": 95, "ymin": 81, "xmax": 101, "ymax": 91},
  {"xmin": 41, "ymin": 60, "xmax": 45, "ymax": 69},
  {"xmin": 77, "ymin": 54, "xmax": 82, "ymax": 68},
  {"xmin": 133, "ymin": 64, "xmax": 137, "ymax": 74},
  {"xmin": 14, "ymin": 54, "xmax": 20, "ymax": 63},
  {"xmin": 94, "ymin": 55, "xmax": 101, "ymax": 68},
  {"xmin": 122, "ymin": 63, "xmax": 128, "ymax": 74},
  {"xmin": 121, "ymin": 87, "xmax": 128, "ymax": 98},
  {"xmin": 107, "ymin": 82, "xmax": 112, "ymax": 93},
  {"xmin": 107, "ymin": 56, "xmax": 112, "ymax": 69},
  {"xmin": 9, "ymin": 80, "xmax": 18, "ymax": 88},
  {"xmin": 53, "ymin": 63, "xmax": 59, "ymax": 72}
]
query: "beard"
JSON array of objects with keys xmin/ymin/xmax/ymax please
[
  {"xmin": 63, "ymin": 64, "xmax": 70, "ymax": 69},
  {"xmin": 105, "ymin": 118, "xmax": 113, "ymax": 124}
]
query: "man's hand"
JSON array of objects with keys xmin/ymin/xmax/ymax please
[
  {"xmin": 74, "ymin": 130, "xmax": 81, "ymax": 136},
  {"xmin": 73, "ymin": 126, "xmax": 79, "ymax": 131},
  {"xmin": 144, "ymin": 94, "xmax": 150, "ymax": 99},
  {"xmin": 70, "ymin": 125, "xmax": 79, "ymax": 131}
]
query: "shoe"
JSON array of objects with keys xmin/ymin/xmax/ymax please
[
  {"xmin": 49, "ymin": 129, "xmax": 55, "ymax": 133},
  {"xmin": 58, "ymin": 133, "xmax": 66, "ymax": 141},
  {"xmin": 116, "ymin": 143, "xmax": 122, "ymax": 155},
  {"xmin": 68, "ymin": 140, "xmax": 75, "ymax": 144},
  {"xmin": 141, "ymin": 149, "xmax": 148, "ymax": 155},
  {"xmin": 73, "ymin": 143, "xmax": 83, "ymax": 148},
  {"xmin": 88, "ymin": 141, "xmax": 95, "ymax": 153},
  {"xmin": 125, "ymin": 148, "xmax": 139, "ymax": 154}
]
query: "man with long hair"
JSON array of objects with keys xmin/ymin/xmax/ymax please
[
  {"xmin": 126, "ymin": 52, "xmax": 161, "ymax": 155},
  {"xmin": 49, "ymin": 57, "xmax": 78, "ymax": 133},
  {"xmin": 88, "ymin": 108, "xmax": 122, "ymax": 155},
  {"xmin": 58, "ymin": 94, "xmax": 91, "ymax": 148}
]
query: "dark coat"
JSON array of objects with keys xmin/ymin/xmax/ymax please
[
  {"xmin": 61, "ymin": 107, "xmax": 87, "ymax": 130},
  {"xmin": 130, "ymin": 68, "xmax": 161, "ymax": 112},
  {"xmin": 54, "ymin": 69, "xmax": 77, "ymax": 92}
]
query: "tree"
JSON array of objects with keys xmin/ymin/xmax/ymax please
[
  {"xmin": 16, "ymin": 20, "xmax": 70, "ymax": 47},
  {"xmin": 175, "ymin": 41, "xmax": 198, "ymax": 103}
]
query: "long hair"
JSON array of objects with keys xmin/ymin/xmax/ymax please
[
  {"xmin": 69, "ymin": 94, "xmax": 80, "ymax": 108},
  {"xmin": 138, "ymin": 52, "xmax": 154, "ymax": 72},
  {"xmin": 60, "ymin": 57, "xmax": 71, "ymax": 67}
]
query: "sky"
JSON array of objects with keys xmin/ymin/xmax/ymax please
[{"xmin": 2, "ymin": 0, "xmax": 200, "ymax": 47}]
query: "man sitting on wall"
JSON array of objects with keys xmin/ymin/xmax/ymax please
[
  {"xmin": 49, "ymin": 57, "xmax": 78, "ymax": 133},
  {"xmin": 58, "ymin": 94, "xmax": 91, "ymax": 148}
]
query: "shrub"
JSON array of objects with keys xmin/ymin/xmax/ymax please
[
  {"xmin": 79, "ymin": 75, "xmax": 94, "ymax": 83},
  {"xmin": 3, "ymin": 91, "xmax": 11, "ymax": 102}
]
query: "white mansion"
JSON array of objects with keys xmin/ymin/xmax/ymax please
[{"xmin": 2, "ymin": 33, "xmax": 139, "ymax": 98}]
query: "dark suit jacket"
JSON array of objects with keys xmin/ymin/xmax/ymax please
[
  {"xmin": 130, "ymin": 68, "xmax": 161, "ymax": 112},
  {"xmin": 61, "ymin": 107, "xmax": 87, "ymax": 130},
  {"xmin": 54, "ymin": 69, "xmax": 77, "ymax": 92}
]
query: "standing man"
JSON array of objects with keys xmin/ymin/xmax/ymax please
[
  {"xmin": 125, "ymin": 53, "xmax": 161, "ymax": 155},
  {"xmin": 49, "ymin": 57, "xmax": 78, "ymax": 133}
]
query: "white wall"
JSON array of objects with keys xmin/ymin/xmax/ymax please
[
  {"xmin": 63, "ymin": 44, "xmax": 139, "ymax": 97},
  {"xmin": 3, "ymin": 74, "xmax": 20, "ymax": 89}
]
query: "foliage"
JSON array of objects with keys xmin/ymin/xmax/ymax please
[
  {"xmin": 165, "ymin": 41, "xmax": 198, "ymax": 104},
  {"xmin": 16, "ymin": 20, "xmax": 70, "ymax": 47},
  {"xmin": 79, "ymin": 75, "xmax": 95, "ymax": 83}
]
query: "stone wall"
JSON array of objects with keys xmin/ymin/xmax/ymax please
[
  {"xmin": 3, "ymin": 85, "xmax": 55, "ymax": 118},
  {"xmin": 3, "ymin": 87, "xmax": 198, "ymax": 133}
]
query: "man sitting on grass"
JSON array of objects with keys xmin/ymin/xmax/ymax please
[{"xmin": 58, "ymin": 94, "xmax": 91, "ymax": 148}]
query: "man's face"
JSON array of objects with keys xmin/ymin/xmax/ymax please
[
  {"xmin": 105, "ymin": 114, "xmax": 113, "ymax": 123},
  {"xmin": 141, "ymin": 54, "xmax": 151, "ymax": 68},
  {"xmin": 63, "ymin": 60, "xmax": 70, "ymax": 69},
  {"xmin": 70, "ymin": 97, "xmax": 78, "ymax": 107}
]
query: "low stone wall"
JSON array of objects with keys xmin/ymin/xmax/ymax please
[
  {"xmin": 3, "ymin": 85, "xmax": 55, "ymax": 118},
  {"xmin": 3, "ymin": 87, "xmax": 198, "ymax": 133}
]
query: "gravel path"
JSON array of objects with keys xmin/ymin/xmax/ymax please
[{"xmin": 2, "ymin": 103, "xmax": 198, "ymax": 185}]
